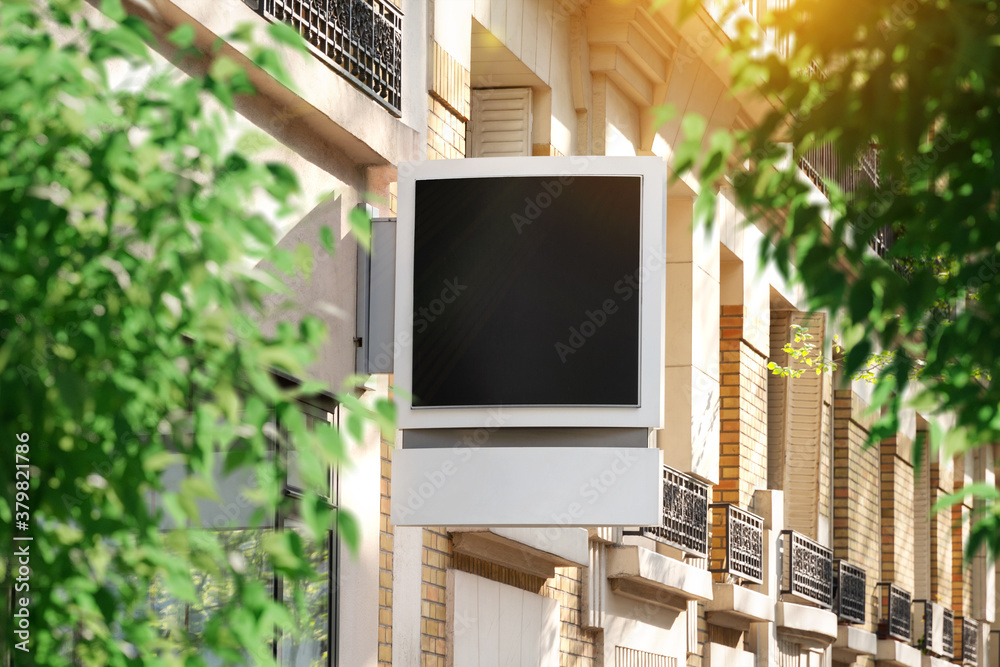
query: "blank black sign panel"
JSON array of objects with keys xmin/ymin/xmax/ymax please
[{"xmin": 411, "ymin": 175, "xmax": 642, "ymax": 408}]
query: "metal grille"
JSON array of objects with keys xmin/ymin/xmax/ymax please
[
  {"xmin": 833, "ymin": 559, "xmax": 866, "ymax": 624},
  {"xmin": 626, "ymin": 465, "xmax": 708, "ymax": 557},
  {"xmin": 942, "ymin": 607, "xmax": 954, "ymax": 658},
  {"xmin": 798, "ymin": 143, "xmax": 891, "ymax": 257},
  {"xmin": 779, "ymin": 530, "xmax": 832, "ymax": 609},
  {"xmin": 252, "ymin": 0, "xmax": 403, "ymax": 115},
  {"xmin": 877, "ymin": 582, "xmax": 911, "ymax": 642},
  {"xmin": 710, "ymin": 504, "xmax": 763, "ymax": 584},
  {"xmin": 960, "ymin": 616, "xmax": 978, "ymax": 665},
  {"xmin": 615, "ymin": 646, "xmax": 677, "ymax": 667}
]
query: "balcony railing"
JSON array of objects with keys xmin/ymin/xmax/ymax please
[
  {"xmin": 625, "ymin": 465, "xmax": 709, "ymax": 557},
  {"xmin": 249, "ymin": 0, "xmax": 403, "ymax": 115},
  {"xmin": 779, "ymin": 530, "xmax": 832, "ymax": 609},
  {"xmin": 912, "ymin": 600, "xmax": 954, "ymax": 658},
  {"xmin": 876, "ymin": 582, "xmax": 911, "ymax": 642},
  {"xmin": 798, "ymin": 143, "xmax": 892, "ymax": 257},
  {"xmin": 710, "ymin": 504, "xmax": 764, "ymax": 584},
  {"xmin": 959, "ymin": 617, "xmax": 979, "ymax": 665},
  {"xmin": 943, "ymin": 607, "xmax": 954, "ymax": 659},
  {"xmin": 832, "ymin": 559, "xmax": 866, "ymax": 625}
]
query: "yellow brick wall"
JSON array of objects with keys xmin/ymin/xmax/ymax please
[
  {"xmin": 832, "ymin": 388, "xmax": 881, "ymax": 642},
  {"xmin": 879, "ymin": 435, "xmax": 915, "ymax": 595},
  {"xmin": 379, "ymin": 436, "xmax": 393, "ymax": 665},
  {"xmin": 716, "ymin": 306, "xmax": 768, "ymax": 510},
  {"xmin": 422, "ymin": 528, "xmax": 453, "ymax": 665},
  {"xmin": 930, "ymin": 454, "xmax": 953, "ymax": 605},
  {"xmin": 951, "ymin": 457, "xmax": 972, "ymax": 619}
]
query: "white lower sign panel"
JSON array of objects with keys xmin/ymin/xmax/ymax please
[{"xmin": 391, "ymin": 446, "xmax": 663, "ymax": 527}]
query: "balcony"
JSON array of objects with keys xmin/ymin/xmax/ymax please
[
  {"xmin": 779, "ymin": 530, "xmax": 833, "ymax": 609},
  {"xmin": 249, "ymin": 0, "xmax": 403, "ymax": 115},
  {"xmin": 625, "ymin": 465, "xmax": 709, "ymax": 558},
  {"xmin": 710, "ymin": 504, "xmax": 763, "ymax": 584},
  {"xmin": 833, "ymin": 559, "xmax": 866, "ymax": 625},
  {"xmin": 958, "ymin": 617, "xmax": 979, "ymax": 666},
  {"xmin": 876, "ymin": 582, "xmax": 911, "ymax": 643},
  {"xmin": 798, "ymin": 143, "xmax": 893, "ymax": 258},
  {"xmin": 912, "ymin": 600, "xmax": 953, "ymax": 659}
]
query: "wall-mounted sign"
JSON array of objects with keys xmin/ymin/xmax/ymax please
[{"xmin": 394, "ymin": 156, "xmax": 667, "ymax": 430}]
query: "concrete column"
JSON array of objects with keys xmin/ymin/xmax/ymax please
[
  {"xmin": 657, "ymin": 196, "xmax": 721, "ymax": 483},
  {"xmin": 751, "ymin": 489, "xmax": 784, "ymax": 667}
]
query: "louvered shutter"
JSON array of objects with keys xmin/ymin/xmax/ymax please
[
  {"xmin": 469, "ymin": 88, "xmax": 532, "ymax": 158},
  {"xmin": 769, "ymin": 312, "xmax": 825, "ymax": 539}
]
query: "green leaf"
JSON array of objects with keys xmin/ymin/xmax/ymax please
[
  {"xmin": 167, "ymin": 24, "xmax": 197, "ymax": 49},
  {"xmin": 349, "ymin": 207, "xmax": 372, "ymax": 252},
  {"xmin": 319, "ymin": 225, "xmax": 336, "ymax": 254},
  {"xmin": 267, "ymin": 21, "xmax": 308, "ymax": 53},
  {"xmin": 337, "ymin": 509, "xmax": 361, "ymax": 556},
  {"xmin": 931, "ymin": 482, "xmax": 1000, "ymax": 514}
]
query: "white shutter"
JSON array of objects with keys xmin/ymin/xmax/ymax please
[
  {"xmin": 469, "ymin": 88, "xmax": 532, "ymax": 158},
  {"xmin": 769, "ymin": 312, "xmax": 825, "ymax": 539}
]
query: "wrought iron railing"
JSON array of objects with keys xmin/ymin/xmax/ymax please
[
  {"xmin": 625, "ymin": 465, "xmax": 709, "ymax": 557},
  {"xmin": 912, "ymin": 600, "xmax": 954, "ymax": 658},
  {"xmin": 779, "ymin": 530, "xmax": 832, "ymax": 609},
  {"xmin": 798, "ymin": 142, "xmax": 892, "ymax": 257},
  {"xmin": 943, "ymin": 607, "xmax": 954, "ymax": 658},
  {"xmin": 959, "ymin": 616, "xmax": 979, "ymax": 665},
  {"xmin": 248, "ymin": 0, "xmax": 403, "ymax": 115},
  {"xmin": 876, "ymin": 582, "xmax": 911, "ymax": 642},
  {"xmin": 710, "ymin": 504, "xmax": 763, "ymax": 584},
  {"xmin": 832, "ymin": 559, "xmax": 866, "ymax": 624}
]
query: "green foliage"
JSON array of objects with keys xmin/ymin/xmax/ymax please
[
  {"xmin": 0, "ymin": 1, "xmax": 385, "ymax": 664},
  {"xmin": 678, "ymin": 0, "xmax": 1000, "ymax": 558}
]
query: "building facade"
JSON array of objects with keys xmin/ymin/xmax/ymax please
[{"xmin": 108, "ymin": 0, "xmax": 998, "ymax": 665}]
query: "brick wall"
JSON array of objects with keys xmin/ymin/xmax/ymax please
[
  {"xmin": 427, "ymin": 43, "xmax": 470, "ymax": 162},
  {"xmin": 930, "ymin": 453, "xmax": 953, "ymax": 605},
  {"xmin": 952, "ymin": 453, "xmax": 972, "ymax": 619},
  {"xmin": 422, "ymin": 528, "xmax": 454, "ymax": 665},
  {"xmin": 716, "ymin": 306, "xmax": 769, "ymax": 510},
  {"xmin": 832, "ymin": 388, "xmax": 881, "ymax": 642},
  {"xmin": 880, "ymin": 435, "xmax": 915, "ymax": 595},
  {"xmin": 379, "ymin": 435, "xmax": 393, "ymax": 665}
]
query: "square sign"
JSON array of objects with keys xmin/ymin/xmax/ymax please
[{"xmin": 394, "ymin": 156, "xmax": 666, "ymax": 430}]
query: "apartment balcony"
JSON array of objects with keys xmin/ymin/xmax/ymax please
[
  {"xmin": 874, "ymin": 583, "xmax": 921, "ymax": 667},
  {"xmin": 248, "ymin": 0, "xmax": 403, "ymax": 115},
  {"xmin": 831, "ymin": 560, "xmax": 877, "ymax": 664},
  {"xmin": 777, "ymin": 530, "xmax": 837, "ymax": 647},
  {"xmin": 704, "ymin": 504, "xmax": 771, "ymax": 630},
  {"xmin": 912, "ymin": 600, "xmax": 953, "ymax": 659},
  {"xmin": 710, "ymin": 503, "xmax": 764, "ymax": 584},
  {"xmin": 798, "ymin": 143, "xmax": 894, "ymax": 258},
  {"xmin": 779, "ymin": 530, "xmax": 833, "ymax": 609},
  {"xmin": 625, "ymin": 464, "xmax": 709, "ymax": 558},
  {"xmin": 958, "ymin": 617, "xmax": 979, "ymax": 666},
  {"xmin": 833, "ymin": 559, "xmax": 866, "ymax": 624},
  {"xmin": 877, "ymin": 583, "xmax": 912, "ymax": 643}
]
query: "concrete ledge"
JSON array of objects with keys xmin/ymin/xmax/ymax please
[
  {"xmin": 706, "ymin": 642, "xmax": 754, "ymax": 667},
  {"xmin": 449, "ymin": 527, "xmax": 589, "ymax": 579},
  {"xmin": 775, "ymin": 601, "xmax": 838, "ymax": 647},
  {"xmin": 833, "ymin": 625, "xmax": 878, "ymax": 662},
  {"xmin": 606, "ymin": 545, "xmax": 713, "ymax": 608},
  {"xmin": 921, "ymin": 655, "xmax": 954, "ymax": 667},
  {"xmin": 705, "ymin": 583, "xmax": 774, "ymax": 630},
  {"xmin": 875, "ymin": 638, "xmax": 922, "ymax": 667}
]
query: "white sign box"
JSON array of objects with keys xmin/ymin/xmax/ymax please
[
  {"xmin": 394, "ymin": 156, "xmax": 667, "ymax": 430},
  {"xmin": 391, "ymin": 446, "xmax": 663, "ymax": 527}
]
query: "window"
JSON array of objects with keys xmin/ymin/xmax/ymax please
[{"xmin": 147, "ymin": 402, "xmax": 340, "ymax": 666}]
